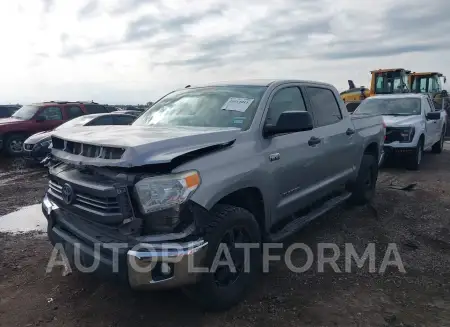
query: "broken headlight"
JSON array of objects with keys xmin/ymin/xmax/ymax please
[
  {"xmin": 134, "ymin": 171, "xmax": 201, "ymax": 233},
  {"xmin": 134, "ymin": 170, "xmax": 200, "ymax": 214}
]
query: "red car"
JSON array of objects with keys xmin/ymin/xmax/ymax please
[{"xmin": 0, "ymin": 101, "xmax": 112, "ymax": 156}]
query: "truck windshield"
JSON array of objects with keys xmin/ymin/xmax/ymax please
[
  {"xmin": 133, "ymin": 85, "xmax": 268, "ymax": 130},
  {"xmin": 55, "ymin": 115, "xmax": 93, "ymax": 130},
  {"xmin": 354, "ymin": 98, "xmax": 421, "ymax": 116},
  {"xmin": 11, "ymin": 105, "xmax": 40, "ymax": 120}
]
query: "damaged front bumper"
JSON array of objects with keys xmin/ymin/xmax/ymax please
[{"xmin": 42, "ymin": 194, "xmax": 209, "ymax": 290}]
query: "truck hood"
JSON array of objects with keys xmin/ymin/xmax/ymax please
[
  {"xmin": 51, "ymin": 125, "xmax": 240, "ymax": 168},
  {"xmin": 0, "ymin": 117, "xmax": 24, "ymax": 126},
  {"xmin": 25, "ymin": 130, "xmax": 53, "ymax": 144},
  {"xmin": 382, "ymin": 115, "xmax": 421, "ymax": 127}
]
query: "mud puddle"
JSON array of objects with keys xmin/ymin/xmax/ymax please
[{"xmin": 0, "ymin": 204, "xmax": 47, "ymax": 233}]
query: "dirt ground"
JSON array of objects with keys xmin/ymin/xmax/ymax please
[{"xmin": 0, "ymin": 150, "xmax": 449, "ymax": 327}]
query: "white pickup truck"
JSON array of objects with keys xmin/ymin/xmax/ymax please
[{"xmin": 353, "ymin": 93, "xmax": 447, "ymax": 170}]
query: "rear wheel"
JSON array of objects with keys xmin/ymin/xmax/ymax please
[
  {"xmin": 348, "ymin": 154, "xmax": 378, "ymax": 205},
  {"xmin": 432, "ymin": 128, "xmax": 445, "ymax": 154},
  {"xmin": 5, "ymin": 134, "xmax": 26, "ymax": 156},
  {"xmin": 407, "ymin": 140, "xmax": 423, "ymax": 170}
]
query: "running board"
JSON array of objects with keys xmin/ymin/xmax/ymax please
[{"xmin": 268, "ymin": 192, "xmax": 352, "ymax": 243}]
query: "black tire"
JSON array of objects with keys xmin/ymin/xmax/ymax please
[
  {"xmin": 432, "ymin": 128, "xmax": 445, "ymax": 154},
  {"xmin": 183, "ymin": 204, "xmax": 261, "ymax": 311},
  {"xmin": 407, "ymin": 139, "xmax": 423, "ymax": 170},
  {"xmin": 348, "ymin": 154, "xmax": 378, "ymax": 205},
  {"xmin": 5, "ymin": 134, "xmax": 27, "ymax": 156}
]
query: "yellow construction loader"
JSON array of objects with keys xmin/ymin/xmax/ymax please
[
  {"xmin": 340, "ymin": 68, "xmax": 411, "ymax": 111},
  {"xmin": 409, "ymin": 72, "xmax": 448, "ymax": 109}
]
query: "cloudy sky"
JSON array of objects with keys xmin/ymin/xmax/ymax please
[{"xmin": 1, "ymin": 0, "xmax": 449, "ymax": 104}]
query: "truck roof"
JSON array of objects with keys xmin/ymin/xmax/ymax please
[
  {"xmin": 187, "ymin": 79, "xmax": 336, "ymax": 89},
  {"xmin": 31, "ymin": 101, "xmax": 100, "ymax": 106},
  {"xmin": 368, "ymin": 93, "xmax": 428, "ymax": 100}
]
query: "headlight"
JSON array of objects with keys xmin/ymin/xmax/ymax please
[
  {"xmin": 39, "ymin": 139, "xmax": 52, "ymax": 147},
  {"xmin": 399, "ymin": 127, "xmax": 415, "ymax": 142},
  {"xmin": 134, "ymin": 170, "xmax": 200, "ymax": 214}
]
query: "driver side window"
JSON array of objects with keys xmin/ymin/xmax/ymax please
[
  {"xmin": 266, "ymin": 87, "xmax": 307, "ymax": 125},
  {"xmin": 423, "ymin": 99, "xmax": 431, "ymax": 115}
]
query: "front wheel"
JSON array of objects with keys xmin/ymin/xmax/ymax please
[
  {"xmin": 183, "ymin": 204, "xmax": 261, "ymax": 311},
  {"xmin": 5, "ymin": 134, "xmax": 27, "ymax": 156},
  {"xmin": 432, "ymin": 128, "xmax": 445, "ymax": 154},
  {"xmin": 407, "ymin": 140, "xmax": 423, "ymax": 170}
]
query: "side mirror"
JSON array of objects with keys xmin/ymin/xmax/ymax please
[
  {"xmin": 36, "ymin": 116, "xmax": 45, "ymax": 122},
  {"xmin": 426, "ymin": 112, "xmax": 441, "ymax": 120},
  {"xmin": 263, "ymin": 111, "xmax": 313, "ymax": 137}
]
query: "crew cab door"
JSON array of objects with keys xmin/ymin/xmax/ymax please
[
  {"xmin": 423, "ymin": 97, "xmax": 440, "ymax": 147},
  {"xmin": 261, "ymin": 84, "xmax": 322, "ymax": 224},
  {"xmin": 34, "ymin": 106, "xmax": 64, "ymax": 131},
  {"xmin": 303, "ymin": 85, "xmax": 357, "ymax": 194},
  {"xmin": 428, "ymin": 97, "xmax": 443, "ymax": 144}
]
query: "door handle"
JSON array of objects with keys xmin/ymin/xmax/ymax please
[
  {"xmin": 346, "ymin": 128, "xmax": 355, "ymax": 135},
  {"xmin": 308, "ymin": 136, "xmax": 321, "ymax": 146}
]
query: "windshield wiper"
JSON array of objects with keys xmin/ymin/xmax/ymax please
[{"xmin": 382, "ymin": 113, "xmax": 411, "ymax": 116}]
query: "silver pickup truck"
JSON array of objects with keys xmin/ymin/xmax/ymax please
[{"xmin": 42, "ymin": 79, "xmax": 385, "ymax": 311}]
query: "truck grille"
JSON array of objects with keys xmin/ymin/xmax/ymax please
[
  {"xmin": 48, "ymin": 179, "xmax": 133, "ymax": 223},
  {"xmin": 51, "ymin": 136, "xmax": 125, "ymax": 159}
]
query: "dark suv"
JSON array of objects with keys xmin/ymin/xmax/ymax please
[
  {"xmin": 0, "ymin": 105, "xmax": 21, "ymax": 118},
  {"xmin": 0, "ymin": 101, "xmax": 110, "ymax": 156}
]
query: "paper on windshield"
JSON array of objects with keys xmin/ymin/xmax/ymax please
[{"xmin": 221, "ymin": 98, "xmax": 254, "ymax": 112}]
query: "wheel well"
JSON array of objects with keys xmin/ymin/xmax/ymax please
[
  {"xmin": 419, "ymin": 134, "xmax": 425, "ymax": 144},
  {"xmin": 364, "ymin": 142, "xmax": 379, "ymax": 160},
  {"xmin": 217, "ymin": 187, "xmax": 265, "ymax": 232},
  {"xmin": 3, "ymin": 132, "xmax": 28, "ymax": 141}
]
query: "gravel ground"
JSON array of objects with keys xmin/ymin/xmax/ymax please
[{"xmin": 0, "ymin": 150, "xmax": 450, "ymax": 327}]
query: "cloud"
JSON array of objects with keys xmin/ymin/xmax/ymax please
[
  {"xmin": 0, "ymin": 0, "xmax": 449, "ymax": 104},
  {"xmin": 42, "ymin": 0, "xmax": 54, "ymax": 13},
  {"xmin": 78, "ymin": 0, "xmax": 99, "ymax": 19},
  {"xmin": 124, "ymin": 7, "xmax": 224, "ymax": 43},
  {"xmin": 316, "ymin": 1, "xmax": 450, "ymax": 60}
]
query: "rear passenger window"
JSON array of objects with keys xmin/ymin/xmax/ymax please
[
  {"xmin": 66, "ymin": 106, "xmax": 84, "ymax": 119},
  {"xmin": 307, "ymin": 87, "xmax": 342, "ymax": 127},
  {"xmin": 84, "ymin": 104, "xmax": 108, "ymax": 114},
  {"xmin": 266, "ymin": 87, "xmax": 307, "ymax": 125}
]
